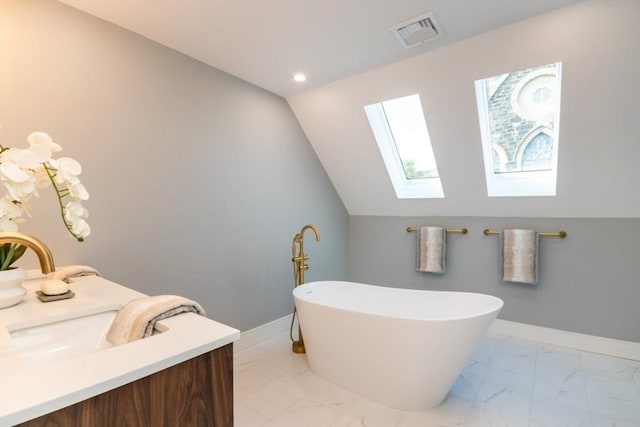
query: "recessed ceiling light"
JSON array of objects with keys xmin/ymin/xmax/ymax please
[{"xmin": 293, "ymin": 73, "xmax": 307, "ymax": 82}]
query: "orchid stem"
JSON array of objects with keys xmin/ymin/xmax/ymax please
[{"xmin": 42, "ymin": 163, "xmax": 83, "ymax": 242}]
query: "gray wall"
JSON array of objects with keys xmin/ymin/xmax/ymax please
[
  {"xmin": 349, "ymin": 216, "xmax": 640, "ymax": 342},
  {"xmin": 0, "ymin": 0, "xmax": 348, "ymax": 331}
]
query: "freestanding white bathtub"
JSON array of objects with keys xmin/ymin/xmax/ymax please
[{"xmin": 293, "ymin": 281, "xmax": 503, "ymax": 411}]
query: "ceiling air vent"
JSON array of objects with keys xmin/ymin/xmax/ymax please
[{"xmin": 391, "ymin": 12, "xmax": 442, "ymax": 48}]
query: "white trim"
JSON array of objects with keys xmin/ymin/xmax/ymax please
[
  {"xmin": 490, "ymin": 319, "xmax": 640, "ymax": 361},
  {"xmin": 234, "ymin": 313, "xmax": 293, "ymax": 353}
]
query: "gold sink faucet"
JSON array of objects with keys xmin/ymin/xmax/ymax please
[{"xmin": 0, "ymin": 232, "xmax": 55, "ymax": 274}]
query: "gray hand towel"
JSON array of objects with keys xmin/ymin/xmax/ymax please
[
  {"xmin": 416, "ymin": 226, "xmax": 446, "ymax": 273},
  {"xmin": 501, "ymin": 229, "xmax": 539, "ymax": 284}
]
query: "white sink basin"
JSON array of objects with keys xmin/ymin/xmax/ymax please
[{"xmin": 9, "ymin": 310, "xmax": 117, "ymax": 366}]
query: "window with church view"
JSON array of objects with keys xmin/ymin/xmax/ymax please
[{"xmin": 475, "ymin": 62, "xmax": 562, "ymax": 196}]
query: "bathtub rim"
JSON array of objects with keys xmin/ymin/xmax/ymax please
[{"xmin": 293, "ymin": 280, "xmax": 504, "ymax": 322}]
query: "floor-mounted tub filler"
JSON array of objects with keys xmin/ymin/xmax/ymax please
[{"xmin": 293, "ymin": 281, "xmax": 503, "ymax": 411}]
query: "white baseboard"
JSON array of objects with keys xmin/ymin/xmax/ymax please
[
  {"xmin": 235, "ymin": 313, "xmax": 293, "ymax": 353},
  {"xmin": 491, "ymin": 319, "xmax": 640, "ymax": 361}
]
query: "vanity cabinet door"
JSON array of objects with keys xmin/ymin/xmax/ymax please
[{"xmin": 18, "ymin": 344, "xmax": 234, "ymax": 427}]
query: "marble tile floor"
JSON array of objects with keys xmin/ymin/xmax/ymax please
[{"xmin": 234, "ymin": 331, "xmax": 640, "ymax": 427}]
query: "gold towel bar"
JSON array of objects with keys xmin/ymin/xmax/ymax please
[
  {"xmin": 482, "ymin": 229, "xmax": 567, "ymax": 238},
  {"xmin": 406, "ymin": 227, "xmax": 468, "ymax": 234}
]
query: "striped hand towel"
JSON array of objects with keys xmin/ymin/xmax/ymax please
[
  {"xmin": 416, "ymin": 226, "xmax": 446, "ymax": 273},
  {"xmin": 501, "ymin": 229, "xmax": 539, "ymax": 284}
]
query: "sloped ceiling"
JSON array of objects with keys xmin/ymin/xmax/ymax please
[
  {"xmin": 58, "ymin": 0, "xmax": 583, "ymax": 98},
  {"xmin": 57, "ymin": 0, "xmax": 639, "ymax": 219},
  {"xmin": 288, "ymin": 0, "xmax": 640, "ymax": 218}
]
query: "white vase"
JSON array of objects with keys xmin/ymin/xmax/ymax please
[{"xmin": 0, "ymin": 267, "xmax": 27, "ymax": 309}]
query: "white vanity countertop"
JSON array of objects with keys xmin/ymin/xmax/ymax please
[{"xmin": 0, "ymin": 271, "xmax": 240, "ymax": 426}]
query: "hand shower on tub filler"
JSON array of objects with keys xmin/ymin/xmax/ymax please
[{"xmin": 290, "ymin": 224, "xmax": 320, "ymax": 354}]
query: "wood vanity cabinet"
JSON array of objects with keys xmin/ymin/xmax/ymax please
[{"xmin": 17, "ymin": 343, "xmax": 233, "ymax": 427}]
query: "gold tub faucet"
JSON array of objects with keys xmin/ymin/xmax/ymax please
[
  {"xmin": 291, "ymin": 224, "xmax": 320, "ymax": 354},
  {"xmin": 292, "ymin": 224, "xmax": 320, "ymax": 286}
]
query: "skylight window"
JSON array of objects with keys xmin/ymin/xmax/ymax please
[
  {"xmin": 364, "ymin": 94, "xmax": 444, "ymax": 198},
  {"xmin": 474, "ymin": 62, "xmax": 562, "ymax": 197}
]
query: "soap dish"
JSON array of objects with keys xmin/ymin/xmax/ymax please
[{"xmin": 36, "ymin": 290, "xmax": 75, "ymax": 302}]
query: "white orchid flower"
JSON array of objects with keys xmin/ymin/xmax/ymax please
[
  {"xmin": 0, "ymin": 148, "xmax": 42, "ymax": 199},
  {"xmin": 0, "ymin": 196, "xmax": 24, "ymax": 217},
  {"xmin": 68, "ymin": 181, "xmax": 89, "ymax": 200},
  {"xmin": 0, "ymin": 216, "xmax": 19, "ymax": 232},
  {"xmin": 0, "ymin": 196, "xmax": 26, "ymax": 232},
  {"xmin": 0, "ymin": 172, "xmax": 36, "ymax": 201},
  {"xmin": 64, "ymin": 201, "xmax": 90, "ymax": 239},
  {"xmin": 1, "ymin": 147, "xmax": 41, "ymax": 170},
  {"xmin": 27, "ymin": 132, "xmax": 62, "ymax": 152},
  {"xmin": 27, "ymin": 132, "xmax": 62, "ymax": 162},
  {"xmin": 0, "ymin": 129, "xmax": 90, "ymax": 251},
  {"xmin": 52, "ymin": 157, "xmax": 82, "ymax": 185},
  {"xmin": 71, "ymin": 218, "xmax": 91, "ymax": 239},
  {"xmin": 64, "ymin": 201, "xmax": 89, "ymax": 221},
  {"xmin": 0, "ymin": 160, "xmax": 35, "ymax": 185},
  {"xmin": 33, "ymin": 165, "xmax": 53, "ymax": 189}
]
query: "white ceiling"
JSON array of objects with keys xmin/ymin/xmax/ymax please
[{"xmin": 58, "ymin": 0, "xmax": 583, "ymax": 98}]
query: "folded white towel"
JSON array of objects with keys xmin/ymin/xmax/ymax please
[
  {"xmin": 416, "ymin": 226, "xmax": 446, "ymax": 273},
  {"xmin": 501, "ymin": 229, "xmax": 539, "ymax": 284},
  {"xmin": 107, "ymin": 295, "xmax": 206, "ymax": 346},
  {"xmin": 50, "ymin": 265, "xmax": 101, "ymax": 283}
]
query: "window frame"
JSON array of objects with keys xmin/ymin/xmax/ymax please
[
  {"xmin": 474, "ymin": 63, "xmax": 562, "ymax": 197},
  {"xmin": 364, "ymin": 95, "xmax": 444, "ymax": 199}
]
